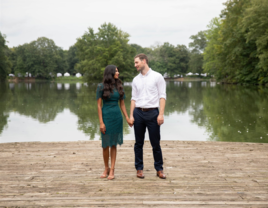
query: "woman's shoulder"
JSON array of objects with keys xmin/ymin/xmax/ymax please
[
  {"xmin": 97, "ymin": 83, "xmax": 104, "ymax": 90},
  {"xmin": 97, "ymin": 83, "xmax": 104, "ymax": 87}
]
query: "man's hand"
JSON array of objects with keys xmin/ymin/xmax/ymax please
[
  {"xmin": 100, "ymin": 123, "xmax": 106, "ymax": 134},
  {"xmin": 157, "ymin": 114, "xmax": 164, "ymax": 126},
  {"xmin": 129, "ymin": 116, "xmax": 135, "ymax": 127}
]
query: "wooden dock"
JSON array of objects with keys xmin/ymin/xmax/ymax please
[{"xmin": 0, "ymin": 140, "xmax": 268, "ymax": 207}]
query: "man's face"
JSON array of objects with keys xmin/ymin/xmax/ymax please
[{"xmin": 134, "ymin": 57, "xmax": 145, "ymax": 72}]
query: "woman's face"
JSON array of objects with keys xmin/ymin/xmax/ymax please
[{"xmin": 114, "ymin": 68, "xmax": 119, "ymax": 79}]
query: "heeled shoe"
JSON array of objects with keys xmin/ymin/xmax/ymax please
[
  {"xmin": 100, "ymin": 167, "xmax": 110, "ymax": 178},
  {"xmin": 107, "ymin": 168, "xmax": 115, "ymax": 180}
]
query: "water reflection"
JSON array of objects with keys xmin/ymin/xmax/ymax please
[{"xmin": 0, "ymin": 81, "xmax": 267, "ymax": 143}]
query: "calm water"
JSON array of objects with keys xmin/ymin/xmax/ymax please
[{"xmin": 0, "ymin": 81, "xmax": 267, "ymax": 143}]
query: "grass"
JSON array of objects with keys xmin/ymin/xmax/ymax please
[{"xmin": 54, "ymin": 76, "xmax": 85, "ymax": 83}]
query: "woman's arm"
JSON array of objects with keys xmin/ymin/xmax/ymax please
[
  {"xmin": 120, "ymin": 99, "xmax": 132, "ymax": 126},
  {"xmin": 97, "ymin": 98, "xmax": 106, "ymax": 134}
]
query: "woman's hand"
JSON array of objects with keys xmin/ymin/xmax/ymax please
[
  {"xmin": 100, "ymin": 123, "xmax": 106, "ymax": 134},
  {"xmin": 127, "ymin": 117, "xmax": 134, "ymax": 127}
]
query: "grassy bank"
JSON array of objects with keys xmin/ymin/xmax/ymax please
[{"xmin": 54, "ymin": 76, "xmax": 84, "ymax": 83}]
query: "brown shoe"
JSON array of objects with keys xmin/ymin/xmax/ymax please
[
  {"xmin": 156, "ymin": 170, "xmax": 166, "ymax": 179},
  {"xmin": 137, "ymin": 170, "xmax": 144, "ymax": 179}
]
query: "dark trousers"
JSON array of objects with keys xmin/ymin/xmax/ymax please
[{"xmin": 133, "ymin": 108, "xmax": 163, "ymax": 171}]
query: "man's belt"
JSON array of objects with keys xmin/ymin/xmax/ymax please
[{"xmin": 137, "ymin": 107, "xmax": 158, "ymax": 112}]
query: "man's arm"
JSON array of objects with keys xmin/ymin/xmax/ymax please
[
  {"xmin": 157, "ymin": 74, "xmax": 166, "ymax": 126},
  {"xmin": 129, "ymin": 100, "xmax": 135, "ymax": 127},
  {"xmin": 157, "ymin": 98, "xmax": 165, "ymax": 125}
]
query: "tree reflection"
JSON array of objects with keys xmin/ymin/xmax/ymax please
[
  {"xmin": 0, "ymin": 81, "xmax": 267, "ymax": 143},
  {"xmin": 69, "ymin": 84, "xmax": 131, "ymax": 140},
  {"xmin": 0, "ymin": 83, "xmax": 10, "ymax": 135},
  {"xmin": 198, "ymin": 85, "xmax": 268, "ymax": 143}
]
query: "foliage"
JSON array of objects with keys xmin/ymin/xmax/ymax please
[
  {"xmin": 189, "ymin": 31, "xmax": 207, "ymax": 53},
  {"xmin": 242, "ymin": 0, "xmax": 268, "ymax": 84},
  {"xmin": 203, "ymin": 0, "xmax": 268, "ymax": 84},
  {"xmin": 12, "ymin": 37, "xmax": 67, "ymax": 78},
  {"xmin": 0, "ymin": 32, "xmax": 11, "ymax": 80},
  {"xmin": 203, "ymin": 18, "xmax": 223, "ymax": 76},
  {"xmin": 75, "ymin": 23, "xmax": 136, "ymax": 82},
  {"xmin": 188, "ymin": 31, "xmax": 207, "ymax": 74},
  {"xmin": 67, "ymin": 45, "xmax": 79, "ymax": 75}
]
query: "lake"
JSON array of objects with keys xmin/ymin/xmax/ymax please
[{"xmin": 0, "ymin": 81, "xmax": 267, "ymax": 143}]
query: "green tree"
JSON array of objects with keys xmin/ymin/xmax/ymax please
[
  {"xmin": 203, "ymin": 0, "xmax": 268, "ymax": 84},
  {"xmin": 13, "ymin": 37, "xmax": 66, "ymax": 78},
  {"xmin": 0, "ymin": 32, "xmax": 11, "ymax": 80},
  {"xmin": 75, "ymin": 23, "xmax": 136, "ymax": 82},
  {"xmin": 189, "ymin": 31, "xmax": 207, "ymax": 53},
  {"xmin": 188, "ymin": 31, "xmax": 207, "ymax": 74},
  {"xmin": 67, "ymin": 45, "xmax": 79, "ymax": 75},
  {"xmin": 242, "ymin": 0, "xmax": 268, "ymax": 84},
  {"xmin": 203, "ymin": 17, "xmax": 223, "ymax": 77}
]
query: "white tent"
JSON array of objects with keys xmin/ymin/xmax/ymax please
[
  {"xmin": 57, "ymin": 73, "xmax": 62, "ymax": 77},
  {"xmin": 186, "ymin": 72, "xmax": 193, "ymax": 76},
  {"xmin": 75, "ymin": 73, "xmax": 82, "ymax": 77},
  {"xmin": 194, "ymin": 73, "xmax": 199, "ymax": 75},
  {"xmin": 64, "ymin": 72, "xmax": 70, "ymax": 77},
  {"xmin": 9, "ymin": 74, "xmax": 15, "ymax": 77}
]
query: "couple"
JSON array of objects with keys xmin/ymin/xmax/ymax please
[{"xmin": 96, "ymin": 54, "xmax": 166, "ymax": 180}]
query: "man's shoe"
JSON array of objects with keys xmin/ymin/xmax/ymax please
[
  {"xmin": 137, "ymin": 170, "xmax": 144, "ymax": 179},
  {"xmin": 156, "ymin": 170, "xmax": 166, "ymax": 179}
]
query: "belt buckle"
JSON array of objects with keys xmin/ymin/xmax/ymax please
[{"xmin": 141, "ymin": 108, "xmax": 144, "ymax": 111}]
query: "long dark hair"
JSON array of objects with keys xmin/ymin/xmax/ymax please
[{"xmin": 102, "ymin": 65, "xmax": 124, "ymax": 100}]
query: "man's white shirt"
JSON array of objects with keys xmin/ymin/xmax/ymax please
[{"xmin": 131, "ymin": 68, "xmax": 166, "ymax": 108}]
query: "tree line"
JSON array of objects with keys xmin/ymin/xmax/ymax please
[{"xmin": 0, "ymin": 0, "xmax": 267, "ymax": 84}]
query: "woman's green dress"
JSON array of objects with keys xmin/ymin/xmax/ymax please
[{"xmin": 96, "ymin": 83, "xmax": 125, "ymax": 148}]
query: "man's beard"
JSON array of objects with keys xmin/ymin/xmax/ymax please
[{"xmin": 138, "ymin": 65, "xmax": 145, "ymax": 72}]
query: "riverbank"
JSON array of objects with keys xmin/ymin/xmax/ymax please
[
  {"xmin": 1, "ymin": 140, "xmax": 267, "ymax": 207},
  {"xmin": 165, "ymin": 77, "xmax": 215, "ymax": 81},
  {"xmin": 7, "ymin": 76, "xmax": 84, "ymax": 83}
]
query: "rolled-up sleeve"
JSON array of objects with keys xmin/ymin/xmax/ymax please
[
  {"xmin": 131, "ymin": 80, "xmax": 137, "ymax": 101},
  {"xmin": 157, "ymin": 75, "xmax": 166, "ymax": 100}
]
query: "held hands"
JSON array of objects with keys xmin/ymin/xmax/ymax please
[
  {"xmin": 127, "ymin": 116, "xmax": 135, "ymax": 127},
  {"xmin": 157, "ymin": 114, "xmax": 164, "ymax": 126},
  {"xmin": 100, "ymin": 123, "xmax": 106, "ymax": 134}
]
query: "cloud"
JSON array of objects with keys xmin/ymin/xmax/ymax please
[{"xmin": 0, "ymin": 0, "xmax": 226, "ymax": 49}]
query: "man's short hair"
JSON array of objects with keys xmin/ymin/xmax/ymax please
[{"xmin": 134, "ymin": 53, "xmax": 148, "ymax": 64}]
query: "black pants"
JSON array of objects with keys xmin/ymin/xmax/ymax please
[{"xmin": 133, "ymin": 108, "xmax": 163, "ymax": 171}]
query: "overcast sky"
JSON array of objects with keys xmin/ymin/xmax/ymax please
[{"xmin": 0, "ymin": 0, "xmax": 226, "ymax": 50}]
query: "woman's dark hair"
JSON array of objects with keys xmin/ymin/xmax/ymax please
[{"xmin": 102, "ymin": 65, "xmax": 124, "ymax": 100}]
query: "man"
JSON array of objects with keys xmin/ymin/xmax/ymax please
[{"xmin": 129, "ymin": 53, "xmax": 166, "ymax": 179}]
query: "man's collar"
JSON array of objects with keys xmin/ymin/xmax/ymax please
[{"xmin": 140, "ymin": 68, "xmax": 152, "ymax": 77}]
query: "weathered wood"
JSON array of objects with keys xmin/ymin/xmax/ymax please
[{"xmin": 0, "ymin": 140, "xmax": 267, "ymax": 207}]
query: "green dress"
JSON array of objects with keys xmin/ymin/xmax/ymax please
[{"xmin": 96, "ymin": 83, "xmax": 125, "ymax": 148}]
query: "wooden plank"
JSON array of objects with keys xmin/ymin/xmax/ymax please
[{"xmin": 0, "ymin": 140, "xmax": 268, "ymax": 207}]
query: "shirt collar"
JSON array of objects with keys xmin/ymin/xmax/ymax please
[{"xmin": 140, "ymin": 68, "xmax": 152, "ymax": 77}]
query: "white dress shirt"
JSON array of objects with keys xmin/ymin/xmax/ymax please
[{"xmin": 131, "ymin": 68, "xmax": 166, "ymax": 108}]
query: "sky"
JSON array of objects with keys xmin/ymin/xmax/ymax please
[{"xmin": 0, "ymin": 0, "xmax": 226, "ymax": 50}]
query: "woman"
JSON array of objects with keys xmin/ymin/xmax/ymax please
[{"xmin": 96, "ymin": 65, "xmax": 131, "ymax": 180}]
